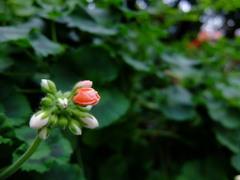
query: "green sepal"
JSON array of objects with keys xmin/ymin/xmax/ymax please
[
  {"xmin": 47, "ymin": 80, "xmax": 57, "ymax": 94},
  {"xmin": 41, "ymin": 111, "xmax": 51, "ymax": 119},
  {"xmin": 75, "ymin": 105, "xmax": 92, "ymax": 112},
  {"xmin": 71, "ymin": 109, "xmax": 92, "ymax": 118}
]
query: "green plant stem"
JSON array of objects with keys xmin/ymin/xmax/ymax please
[{"xmin": 0, "ymin": 136, "xmax": 43, "ymax": 180}]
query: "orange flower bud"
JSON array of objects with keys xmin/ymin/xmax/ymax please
[{"xmin": 73, "ymin": 88, "xmax": 100, "ymax": 106}]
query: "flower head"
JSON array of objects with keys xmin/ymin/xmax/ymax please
[
  {"xmin": 73, "ymin": 88, "xmax": 100, "ymax": 106},
  {"xmin": 29, "ymin": 79, "xmax": 101, "ymax": 139}
]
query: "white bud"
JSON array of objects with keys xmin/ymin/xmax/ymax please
[
  {"xmin": 57, "ymin": 98, "xmax": 68, "ymax": 109},
  {"xmin": 235, "ymin": 175, "xmax": 240, "ymax": 180},
  {"xmin": 69, "ymin": 120, "xmax": 82, "ymax": 135},
  {"xmin": 41, "ymin": 79, "xmax": 50, "ymax": 89},
  {"xmin": 38, "ymin": 127, "xmax": 51, "ymax": 140},
  {"xmin": 81, "ymin": 115, "xmax": 99, "ymax": 129},
  {"xmin": 29, "ymin": 112, "xmax": 50, "ymax": 129},
  {"xmin": 41, "ymin": 79, "xmax": 56, "ymax": 94}
]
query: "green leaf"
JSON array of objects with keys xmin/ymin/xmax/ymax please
[
  {"xmin": 214, "ymin": 126, "xmax": 240, "ymax": 154},
  {"xmin": 176, "ymin": 158, "xmax": 228, "ymax": 180},
  {"xmin": 0, "ymin": 79, "xmax": 31, "ymax": 126},
  {"xmin": 0, "ymin": 27, "xmax": 29, "ymax": 43},
  {"xmin": 161, "ymin": 54, "xmax": 200, "ymax": 67},
  {"xmin": 99, "ymin": 154, "xmax": 128, "ymax": 180},
  {"xmin": 0, "ymin": 113, "xmax": 14, "ymax": 145},
  {"xmin": 29, "ymin": 30, "xmax": 64, "ymax": 57},
  {"xmin": 8, "ymin": 0, "xmax": 35, "ymax": 17},
  {"xmin": 51, "ymin": 46, "xmax": 118, "ymax": 90},
  {"xmin": 61, "ymin": 4, "xmax": 118, "ymax": 35},
  {"xmin": 205, "ymin": 92, "xmax": 240, "ymax": 128},
  {"xmin": 37, "ymin": 163, "xmax": 86, "ymax": 180},
  {"xmin": 0, "ymin": 136, "xmax": 12, "ymax": 145},
  {"xmin": 0, "ymin": 18, "xmax": 44, "ymax": 43},
  {"xmin": 0, "ymin": 56, "xmax": 14, "ymax": 72},
  {"xmin": 13, "ymin": 127, "xmax": 73, "ymax": 173},
  {"xmin": 231, "ymin": 154, "xmax": 240, "ymax": 172},
  {"xmin": 160, "ymin": 85, "xmax": 196, "ymax": 121},
  {"xmin": 122, "ymin": 55, "xmax": 151, "ymax": 72},
  {"xmin": 90, "ymin": 89, "xmax": 130, "ymax": 128}
]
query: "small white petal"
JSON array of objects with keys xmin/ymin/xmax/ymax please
[
  {"xmin": 29, "ymin": 113, "xmax": 49, "ymax": 129},
  {"xmin": 58, "ymin": 98, "xmax": 68, "ymax": 108},
  {"xmin": 85, "ymin": 105, "xmax": 92, "ymax": 110},
  {"xmin": 81, "ymin": 115, "xmax": 99, "ymax": 129}
]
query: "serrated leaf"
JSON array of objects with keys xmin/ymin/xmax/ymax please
[{"xmin": 13, "ymin": 127, "xmax": 73, "ymax": 173}]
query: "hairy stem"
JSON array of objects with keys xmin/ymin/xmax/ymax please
[{"xmin": 0, "ymin": 136, "xmax": 42, "ymax": 180}]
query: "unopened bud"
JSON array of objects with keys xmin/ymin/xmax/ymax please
[
  {"xmin": 57, "ymin": 98, "xmax": 68, "ymax": 109},
  {"xmin": 69, "ymin": 120, "xmax": 82, "ymax": 135},
  {"xmin": 29, "ymin": 111, "xmax": 50, "ymax": 129},
  {"xmin": 235, "ymin": 175, "xmax": 240, "ymax": 180},
  {"xmin": 41, "ymin": 97, "xmax": 53, "ymax": 107},
  {"xmin": 41, "ymin": 79, "xmax": 56, "ymax": 94},
  {"xmin": 81, "ymin": 115, "xmax": 99, "ymax": 129},
  {"xmin": 38, "ymin": 127, "xmax": 51, "ymax": 140},
  {"xmin": 58, "ymin": 116, "xmax": 68, "ymax": 129},
  {"xmin": 48, "ymin": 114, "xmax": 58, "ymax": 127},
  {"xmin": 74, "ymin": 80, "xmax": 93, "ymax": 89}
]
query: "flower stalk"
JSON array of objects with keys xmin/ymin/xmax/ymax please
[{"xmin": 0, "ymin": 136, "xmax": 43, "ymax": 180}]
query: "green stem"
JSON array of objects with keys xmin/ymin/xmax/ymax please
[{"xmin": 0, "ymin": 136, "xmax": 43, "ymax": 180}]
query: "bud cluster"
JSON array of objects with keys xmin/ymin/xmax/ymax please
[{"xmin": 29, "ymin": 79, "xmax": 100, "ymax": 140}]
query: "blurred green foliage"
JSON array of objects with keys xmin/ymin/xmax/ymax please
[{"xmin": 1, "ymin": 0, "xmax": 240, "ymax": 179}]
